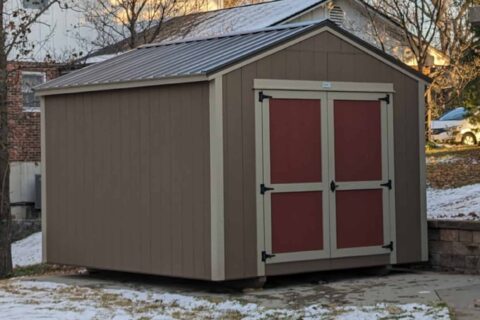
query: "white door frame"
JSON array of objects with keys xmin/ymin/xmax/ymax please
[
  {"xmin": 259, "ymin": 90, "xmax": 330, "ymax": 265},
  {"xmin": 254, "ymin": 80, "xmax": 397, "ymax": 276},
  {"xmin": 327, "ymin": 92, "xmax": 393, "ymax": 258}
]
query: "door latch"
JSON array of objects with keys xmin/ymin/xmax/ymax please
[
  {"xmin": 262, "ymin": 251, "xmax": 276, "ymax": 262},
  {"xmin": 330, "ymin": 181, "xmax": 339, "ymax": 192},
  {"xmin": 382, "ymin": 241, "xmax": 394, "ymax": 251},
  {"xmin": 260, "ymin": 184, "xmax": 275, "ymax": 195}
]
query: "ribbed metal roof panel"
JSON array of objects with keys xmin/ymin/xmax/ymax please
[{"xmin": 38, "ymin": 23, "xmax": 318, "ymax": 91}]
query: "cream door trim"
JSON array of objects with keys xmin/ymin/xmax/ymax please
[
  {"xmin": 254, "ymin": 79, "xmax": 394, "ymax": 94},
  {"xmin": 41, "ymin": 97, "xmax": 47, "ymax": 263}
]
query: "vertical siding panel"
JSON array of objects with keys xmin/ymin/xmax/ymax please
[
  {"xmin": 71, "ymin": 94, "xmax": 84, "ymax": 264},
  {"xmin": 170, "ymin": 86, "xmax": 183, "ymax": 276},
  {"xmin": 191, "ymin": 85, "xmax": 204, "ymax": 278},
  {"xmin": 109, "ymin": 91, "xmax": 122, "ymax": 269},
  {"xmin": 269, "ymin": 51, "xmax": 287, "ymax": 79},
  {"xmin": 242, "ymin": 63, "xmax": 259, "ymax": 277},
  {"xmin": 224, "ymin": 69, "xmax": 245, "ymax": 279},
  {"xmin": 129, "ymin": 91, "xmax": 143, "ymax": 271},
  {"xmin": 83, "ymin": 94, "xmax": 94, "ymax": 267},
  {"xmin": 150, "ymin": 88, "xmax": 173, "ymax": 275},
  {"xmin": 399, "ymin": 77, "xmax": 422, "ymax": 262},
  {"xmin": 138, "ymin": 89, "xmax": 152, "ymax": 272},
  {"xmin": 256, "ymin": 59, "xmax": 271, "ymax": 78},
  {"xmin": 285, "ymin": 50, "xmax": 301, "ymax": 80},
  {"xmin": 202, "ymin": 86, "xmax": 211, "ymax": 279},
  {"xmin": 45, "ymin": 98, "xmax": 64, "ymax": 263},
  {"xmin": 299, "ymin": 50, "xmax": 317, "ymax": 80},
  {"xmin": 59, "ymin": 98, "xmax": 69, "ymax": 263},
  {"xmin": 391, "ymin": 74, "xmax": 407, "ymax": 263},
  {"xmin": 117, "ymin": 91, "xmax": 129, "ymax": 269},
  {"xmin": 182, "ymin": 86, "xmax": 195, "ymax": 277}
]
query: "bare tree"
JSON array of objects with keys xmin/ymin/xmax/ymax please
[
  {"xmin": 427, "ymin": 0, "xmax": 480, "ymax": 116},
  {"xmin": 364, "ymin": 0, "xmax": 444, "ymax": 72},
  {"xmin": 0, "ymin": 0, "xmax": 72, "ymax": 278},
  {"xmin": 362, "ymin": 0, "xmax": 479, "ymax": 139},
  {"xmin": 75, "ymin": 0, "xmax": 211, "ymax": 52},
  {"xmin": 223, "ymin": 0, "xmax": 264, "ymax": 8}
]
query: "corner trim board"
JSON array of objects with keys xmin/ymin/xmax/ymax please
[
  {"xmin": 209, "ymin": 77, "xmax": 225, "ymax": 280},
  {"xmin": 40, "ymin": 97, "xmax": 47, "ymax": 262},
  {"xmin": 418, "ymin": 82, "xmax": 428, "ymax": 261}
]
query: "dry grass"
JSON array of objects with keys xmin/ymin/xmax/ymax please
[{"xmin": 426, "ymin": 146, "xmax": 480, "ymax": 189}]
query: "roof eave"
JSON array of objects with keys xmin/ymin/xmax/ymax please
[{"xmin": 36, "ymin": 74, "xmax": 209, "ymax": 97}]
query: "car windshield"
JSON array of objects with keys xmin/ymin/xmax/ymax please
[{"xmin": 439, "ymin": 108, "xmax": 467, "ymax": 121}]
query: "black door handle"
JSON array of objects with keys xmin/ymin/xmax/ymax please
[{"xmin": 330, "ymin": 181, "xmax": 338, "ymax": 192}]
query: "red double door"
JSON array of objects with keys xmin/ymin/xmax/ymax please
[{"xmin": 261, "ymin": 91, "xmax": 392, "ymax": 264}]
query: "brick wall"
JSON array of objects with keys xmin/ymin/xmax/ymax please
[
  {"xmin": 429, "ymin": 220, "xmax": 480, "ymax": 273},
  {"xmin": 7, "ymin": 62, "xmax": 60, "ymax": 162}
]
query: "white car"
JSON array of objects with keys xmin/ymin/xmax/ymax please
[{"xmin": 431, "ymin": 107, "xmax": 480, "ymax": 145}]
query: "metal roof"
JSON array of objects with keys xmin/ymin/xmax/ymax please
[
  {"xmin": 37, "ymin": 20, "xmax": 430, "ymax": 93},
  {"xmin": 89, "ymin": 0, "xmax": 327, "ymax": 58},
  {"xmin": 37, "ymin": 22, "xmax": 320, "ymax": 91}
]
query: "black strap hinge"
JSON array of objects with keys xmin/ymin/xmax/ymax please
[
  {"xmin": 382, "ymin": 241, "xmax": 394, "ymax": 251},
  {"xmin": 381, "ymin": 180, "xmax": 392, "ymax": 190},
  {"xmin": 379, "ymin": 94, "xmax": 390, "ymax": 105},
  {"xmin": 260, "ymin": 184, "xmax": 275, "ymax": 195},
  {"xmin": 259, "ymin": 91, "xmax": 273, "ymax": 102},
  {"xmin": 262, "ymin": 251, "xmax": 276, "ymax": 262}
]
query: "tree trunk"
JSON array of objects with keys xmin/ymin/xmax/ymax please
[{"xmin": 0, "ymin": 2, "xmax": 13, "ymax": 278}]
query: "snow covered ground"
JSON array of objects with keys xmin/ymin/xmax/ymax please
[
  {"xmin": 427, "ymin": 184, "xmax": 480, "ymax": 221},
  {"xmin": 0, "ymin": 279, "xmax": 450, "ymax": 320},
  {"xmin": 12, "ymin": 232, "xmax": 42, "ymax": 268}
]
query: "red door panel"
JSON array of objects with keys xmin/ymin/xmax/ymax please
[
  {"xmin": 270, "ymin": 99, "xmax": 322, "ymax": 184},
  {"xmin": 271, "ymin": 192, "xmax": 323, "ymax": 254},
  {"xmin": 335, "ymin": 190, "xmax": 384, "ymax": 249},
  {"xmin": 334, "ymin": 100, "xmax": 382, "ymax": 182}
]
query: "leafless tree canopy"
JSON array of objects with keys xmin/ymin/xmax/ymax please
[
  {"xmin": 76, "ymin": 0, "xmax": 213, "ymax": 51},
  {"xmin": 362, "ymin": 0, "xmax": 479, "ymax": 133},
  {"xmin": 223, "ymin": 0, "xmax": 264, "ymax": 8}
]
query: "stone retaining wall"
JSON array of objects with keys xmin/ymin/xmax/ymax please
[{"xmin": 429, "ymin": 220, "xmax": 480, "ymax": 274}]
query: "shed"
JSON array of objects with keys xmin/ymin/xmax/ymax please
[{"xmin": 37, "ymin": 20, "xmax": 429, "ymax": 281}]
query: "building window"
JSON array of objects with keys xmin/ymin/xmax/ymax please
[
  {"xmin": 329, "ymin": 5, "xmax": 345, "ymax": 26},
  {"xmin": 22, "ymin": 0, "xmax": 48, "ymax": 10},
  {"xmin": 22, "ymin": 72, "xmax": 46, "ymax": 112}
]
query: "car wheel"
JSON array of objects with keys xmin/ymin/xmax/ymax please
[{"xmin": 461, "ymin": 133, "xmax": 477, "ymax": 146}]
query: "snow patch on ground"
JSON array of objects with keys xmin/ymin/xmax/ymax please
[
  {"xmin": 428, "ymin": 184, "xmax": 480, "ymax": 221},
  {"xmin": 12, "ymin": 232, "xmax": 42, "ymax": 268},
  {"xmin": 0, "ymin": 279, "xmax": 451, "ymax": 320},
  {"xmin": 426, "ymin": 155, "xmax": 462, "ymax": 164}
]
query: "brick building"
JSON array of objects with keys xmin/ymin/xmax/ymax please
[{"xmin": 7, "ymin": 62, "xmax": 61, "ymax": 218}]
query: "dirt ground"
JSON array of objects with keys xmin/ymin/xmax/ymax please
[{"xmin": 426, "ymin": 146, "xmax": 480, "ymax": 189}]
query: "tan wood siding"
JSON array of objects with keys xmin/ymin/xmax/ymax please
[
  {"xmin": 45, "ymin": 83, "xmax": 212, "ymax": 280},
  {"xmin": 223, "ymin": 31, "xmax": 421, "ymax": 279}
]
